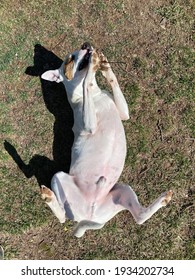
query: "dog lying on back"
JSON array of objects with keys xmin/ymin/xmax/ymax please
[{"xmin": 41, "ymin": 42, "xmax": 172, "ymax": 237}]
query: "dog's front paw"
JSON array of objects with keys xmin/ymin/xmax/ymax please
[
  {"xmin": 94, "ymin": 51, "xmax": 111, "ymax": 78},
  {"xmin": 99, "ymin": 52, "xmax": 110, "ymax": 70},
  {"xmin": 90, "ymin": 50, "xmax": 101, "ymax": 72}
]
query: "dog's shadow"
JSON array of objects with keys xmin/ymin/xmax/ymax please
[{"xmin": 4, "ymin": 44, "xmax": 74, "ymax": 188}]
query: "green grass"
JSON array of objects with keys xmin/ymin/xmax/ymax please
[
  {"xmin": 155, "ymin": 1, "xmax": 190, "ymax": 25},
  {"xmin": 0, "ymin": 0, "xmax": 194, "ymax": 260}
]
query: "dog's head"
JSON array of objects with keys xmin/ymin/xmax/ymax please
[{"xmin": 41, "ymin": 42, "xmax": 93, "ymax": 84}]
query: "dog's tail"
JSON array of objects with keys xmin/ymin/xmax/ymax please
[{"xmin": 73, "ymin": 220, "xmax": 104, "ymax": 238}]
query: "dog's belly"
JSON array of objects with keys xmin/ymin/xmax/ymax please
[{"xmin": 69, "ymin": 96, "xmax": 126, "ymax": 200}]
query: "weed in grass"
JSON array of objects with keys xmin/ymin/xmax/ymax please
[
  {"xmin": 155, "ymin": 1, "xmax": 188, "ymax": 25},
  {"xmin": 0, "ymin": 150, "xmax": 10, "ymax": 162},
  {"xmin": 132, "ymin": 57, "xmax": 145, "ymax": 70},
  {"xmin": 185, "ymin": 239, "xmax": 195, "ymax": 260},
  {"xmin": 125, "ymin": 82, "xmax": 140, "ymax": 107},
  {"xmin": 182, "ymin": 106, "xmax": 195, "ymax": 135},
  {"xmin": 152, "ymin": 45, "xmax": 194, "ymax": 104},
  {"xmin": 39, "ymin": 241, "xmax": 54, "ymax": 257},
  {"xmin": 95, "ymin": 0, "xmax": 106, "ymax": 11},
  {"xmin": 3, "ymin": 246, "xmax": 19, "ymax": 260},
  {"xmin": 81, "ymin": 246, "xmax": 116, "ymax": 260},
  {"xmin": 1, "ymin": 122, "xmax": 13, "ymax": 135}
]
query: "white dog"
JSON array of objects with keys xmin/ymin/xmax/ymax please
[{"xmin": 41, "ymin": 42, "xmax": 172, "ymax": 237}]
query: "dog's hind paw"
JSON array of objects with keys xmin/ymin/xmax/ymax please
[
  {"xmin": 41, "ymin": 185, "xmax": 53, "ymax": 203},
  {"xmin": 161, "ymin": 190, "xmax": 173, "ymax": 206}
]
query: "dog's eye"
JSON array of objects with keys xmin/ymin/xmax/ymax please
[
  {"xmin": 71, "ymin": 54, "xmax": 75, "ymax": 60},
  {"xmin": 64, "ymin": 54, "xmax": 74, "ymax": 65}
]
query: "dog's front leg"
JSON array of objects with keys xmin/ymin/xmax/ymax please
[
  {"xmin": 99, "ymin": 52, "xmax": 129, "ymax": 120},
  {"xmin": 82, "ymin": 51, "xmax": 100, "ymax": 134}
]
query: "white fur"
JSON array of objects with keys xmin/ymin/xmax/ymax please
[{"xmin": 41, "ymin": 45, "xmax": 172, "ymax": 237}]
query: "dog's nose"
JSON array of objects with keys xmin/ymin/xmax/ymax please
[{"xmin": 81, "ymin": 42, "xmax": 91, "ymax": 50}]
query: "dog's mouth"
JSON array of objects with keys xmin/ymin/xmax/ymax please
[{"xmin": 78, "ymin": 42, "xmax": 92, "ymax": 71}]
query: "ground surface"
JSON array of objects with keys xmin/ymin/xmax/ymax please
[{"xmin": 0, "ymin": 0, "xmax": 194, "ymax": 259}]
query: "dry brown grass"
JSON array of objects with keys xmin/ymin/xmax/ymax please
[{"xmin": 0, "ymin": 0, "xmax": 194, "ymax": 259}]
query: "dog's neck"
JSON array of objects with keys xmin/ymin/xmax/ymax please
[{"xmin": 63, "ymin": 75, "xmax": 101, "ymax": 105}]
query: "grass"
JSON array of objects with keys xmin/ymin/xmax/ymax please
[{"xmin": 0, "ymin": 0, "xmax": 194, "ymax": 259}]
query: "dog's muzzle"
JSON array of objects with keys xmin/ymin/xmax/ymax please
[{"xmin": 79, "ymin": 42, "xmax": 92, "ymax": 71}]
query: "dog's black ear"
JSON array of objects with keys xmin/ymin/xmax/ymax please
[{"xmin": 25, "ymin": 44, "xmax": 63, "ymax": 77}]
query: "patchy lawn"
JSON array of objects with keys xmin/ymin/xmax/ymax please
[{"xmin": 0, "ymin": 0, "xmax": 194, "ymax": 259}]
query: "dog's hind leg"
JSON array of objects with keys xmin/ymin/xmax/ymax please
[
  {"xmin": 94, "ymin": 183, "xmax": 172, "ymax": 228},
  {"xmin": 99, "ymin": 52, "xmax": 129, "ymax": 120},
  {"xmin": 110, "ymin": 183, "xmax": 172, "ymax": 224},
  {"xmin": 41, "ymin": 185, "xmax": 66, "ymax": 223}
]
